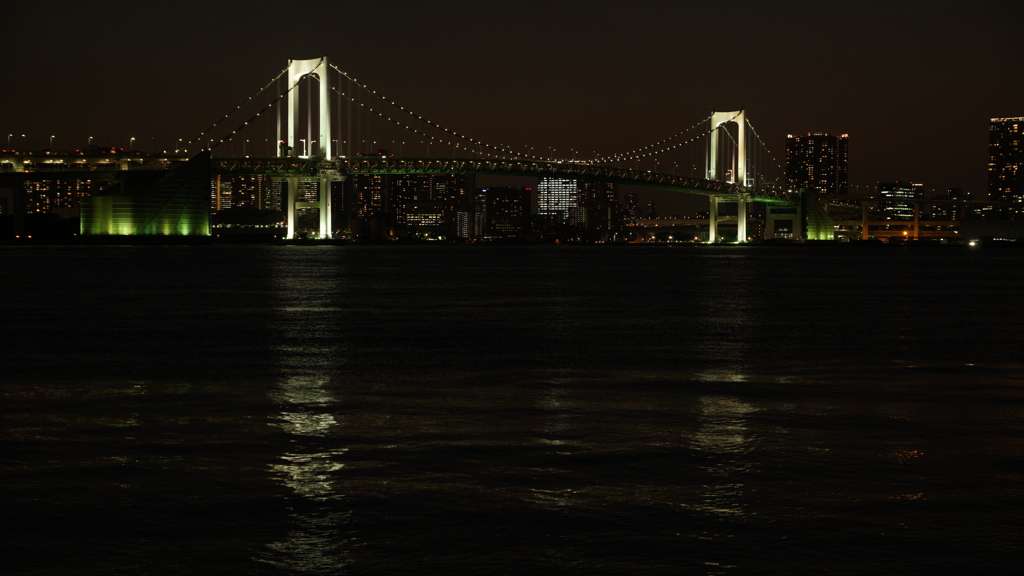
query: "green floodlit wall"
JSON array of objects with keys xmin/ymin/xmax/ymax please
[
  {"xmin": 804, "ymin": 192, "xmax": 835, "ymax": 241},
  {"xmin": 81, "ymin": 151, "xmax": 211, "ymax": 236}
]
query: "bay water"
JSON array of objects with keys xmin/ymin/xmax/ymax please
[{"xmin": 3, "ymin": 245, "xmax": 1022, "ymax": 574}]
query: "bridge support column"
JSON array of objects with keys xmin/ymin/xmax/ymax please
[
  {"xmin": 737, "ymin": 194, "xmax": 748, "ymax": 243},
  {"xmin": 285, "ymin": 177, "xmax": 298, "ymax": 239},
  {"xmin": 708, "ymin": 195, "xmax": 718, "ymax": 243},
  {"xmin": 318, "ymin": 174, "xmax": 332, "ymax": 239}
]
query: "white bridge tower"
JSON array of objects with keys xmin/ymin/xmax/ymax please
[
  {"xmin": 276, "ymin": 57, "xmax": 337, "ymax": 240},
  {"xmin": 706, "ymin": 110, "xmax": 751, "ymax": 243}
]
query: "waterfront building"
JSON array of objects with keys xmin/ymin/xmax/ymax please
[
  {"xmin": 537, "ymin": 177, "xmax": 579, "ymax": 225},
  {"xmin": 989, "ymin": 117, "xmax": 1023, "ymax": 214},
  {"xmin": 878, "ymin": 181, "xmax": 923, "ymax": 220},
  {"xmin": 786, "ymin": 133, "xmax": 849, "ymax": 195},
  {"xmin": 474, "ymin": 187, "xmax": 530, "ymax": 239},
  {"xmin": 392, "ymin": 173, "xmax": 475, "ymax": 236},
  {"xmin": 623, "ymin": 191, "xmax": 639, "ymax": 225},
  {"xmin": 222, "ymin": 175, "xmax": 276, "ymax": 211},
  {"xmin": 345, "ymin": 174, "xmax": 390, "ymax": 220},
  {"xmin": 211, "ymin": 179, "xmax": 233, "ymax": 211},
  {"xmin": 24, "ymin": 178, "xmax": 92, "ymax": 218},
  {"xmin": 929, "ymin": 187, "xmax": 966, "ymax": 220},
  {"xmin": 579, "ymin": 181, "xmax": 619, "ymax": 234},
  {"xmin": 80, "ymin": 151, "xmax": 211, "ymax": 236}
]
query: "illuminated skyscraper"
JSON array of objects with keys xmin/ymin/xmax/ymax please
[
  {"xmin": 786, "ymin": 133, "xmax": 849, "ymax": 195},
  {"xmin": 989, "ymin": 117, "xmax": 1023, "ymax": 213},
  {"xmin": 623, "ymin": 191, "xmax": 639, "ymax": 225},
  {"xmin": 537, "ymin": 177, "xmax": 579, "ymax": 225},
  {"xmin": 579, "ymin": 181, "xmax": 619, "ymax": 233},
  {"xmin": 878, "ymin": 181, "xmax": 922, "ymax": 220},
  {"xmin": 345, "ymin": 174, "xmax": 390, "ymax": 219}
]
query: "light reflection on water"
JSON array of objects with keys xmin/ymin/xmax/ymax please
[
  {"xmin": 5, "ymin": 246, "xmax": 1022, "ymax": 574},
  {"xmin": 690, "ymin": 396, "xmax": 758, "ymax": 520},
  {"xmin": 258, "ymin": 260, "xmax": 354, "ymax": 573},
  {"xmin": 261, "ymin": 378, "xmax": 354, "ymax": 572}
]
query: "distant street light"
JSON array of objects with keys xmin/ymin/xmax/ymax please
[
  {"xmin": 88, "ymin": 136, "xmax": 93, "ymax": 148},
  {"xmin": 130, "ymin": 137, "xmax": 135, "ymax": 152},
  {"xmin": 6, "ymin": 134, "xmax": 11, "ymax": 148},
  {"xmin": 50, "ymin": 135, "xmax": 55, "ymax": 150}
]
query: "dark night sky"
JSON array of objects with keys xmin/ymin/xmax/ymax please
[{"xmin": 3, "ymin": 0, "xmax": 1021, "ymax": 209}]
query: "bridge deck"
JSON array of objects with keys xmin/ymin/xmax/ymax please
[
  {"xmin": 2, "ymin": 154, "xmax": 798, "ymax": 202},
  {"xmin": 209, "ymin": 156, "xmax": 797, "ymax": 202}
]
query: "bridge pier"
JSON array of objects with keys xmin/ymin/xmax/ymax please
[
  {"xmin": 737, "ymin": 194, "xmax": 748, "ymax": 242},
  {"xmin": 708, "ymin": 195, "xmax": 719, "ymax": 242},
  {"xmin": 708, "ymin": 194, "xmax": 749, "ymax": 243},
  {"xmin": 284, "ymin": 177, "xmax": 298, "ymax": 239},
  {"xmin": 279, "ymin": 174, "xmax": 335, "ymax": 240}
]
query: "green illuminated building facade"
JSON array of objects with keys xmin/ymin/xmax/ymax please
[{"xmin": 81, "ymin": 151, "xmax": 211, "ymax": 236}]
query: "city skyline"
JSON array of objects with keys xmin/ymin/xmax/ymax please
[{"xmin": 3, "ymin": 0, "xmax": 1021, "ymax": 210}]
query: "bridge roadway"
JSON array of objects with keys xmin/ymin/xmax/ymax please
[
  {"xmin": 210, "ymin": 156, "xmax": 797, "ymax": 202},
  {"xmin": 2, "ymin": 153, "xmax": 795, "ymax": 201}
]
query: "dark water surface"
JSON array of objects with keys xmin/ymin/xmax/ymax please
[{"xmin": 3, "ymin": 245, "xmax": 1022, "ymax": 574}]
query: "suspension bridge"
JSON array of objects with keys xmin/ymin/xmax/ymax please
[{"xmin": 2, "ymin": 56, "xmax": 800, "ymax": 242}]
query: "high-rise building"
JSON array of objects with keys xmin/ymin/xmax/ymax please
[
  {"xmin": 474, "ymin": 187, "xmax": 530, "ymax": 239},
  {"xmin": 579, "ymin": 181, "xmax": 619, "ymax": 233},
  {"xmin": 392, "ymin": 173, "xmax": 475, "ymax": 234},
  {"xmin": 786, "ymin": 133, "xmax": 849, "ymax": 195},
  {"xmin": 393, "ymin": 174, "xmax": 444, "ymax": 231},
  {"xmin": 878, "ymin": 181, "xmax": 923, "ymax": 220},
  {"xmin": 623, "ymin": 191, "xmax": 639, "ymax": 225},
  {"xmin": 222, "ymin": 175, "xmax": 274, "ymax": 211},
  {"xmin": 929, "ymin": 187, "xmax": 966, "ymax": 221},
  {"xmin": 24, "ymin": 178, "xmax": 91, "ymax": 218},
  {"xmin": 537, "ymin": 177, "xmax": 579, "ymax": 225},
  {"xmin": 989, "ymin": 117, "xmax": 1023, "ymax": 214},
  {"xmin": 345, "ymin": 174, "xmax": 390, "ymax": 219}
]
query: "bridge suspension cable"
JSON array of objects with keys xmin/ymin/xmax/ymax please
[
  {"xmin": 180, "ymin": 59, "xmax": 787, "ymax": 190},
  {"xmin": 596, "ymin": 112, "xmax": 744, "ymax": 165},
  {"xmin": 324, "ymin": 79, "xmax": 496, "ymax": 158},
  {"xmin": 330, "ymin": 64, "xmax": 545, "ymax": 160},
  {"xmin": 323, "ymin": 80, "xmax": 471, "ymax": 156},
  {"xmin": 593, "ymin": 114, "xmax": 714, "ymax": 163},
  {"xmin": 209, "ymin": 62, "xmax": 319, "ymax": 151},
  {"xmin": 745, "ymin": 117, "xmax": 786, "ymax": 183},
  {"xmin": 176, "ymin": 64, "xmax": 292, "ymax": 153}
]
